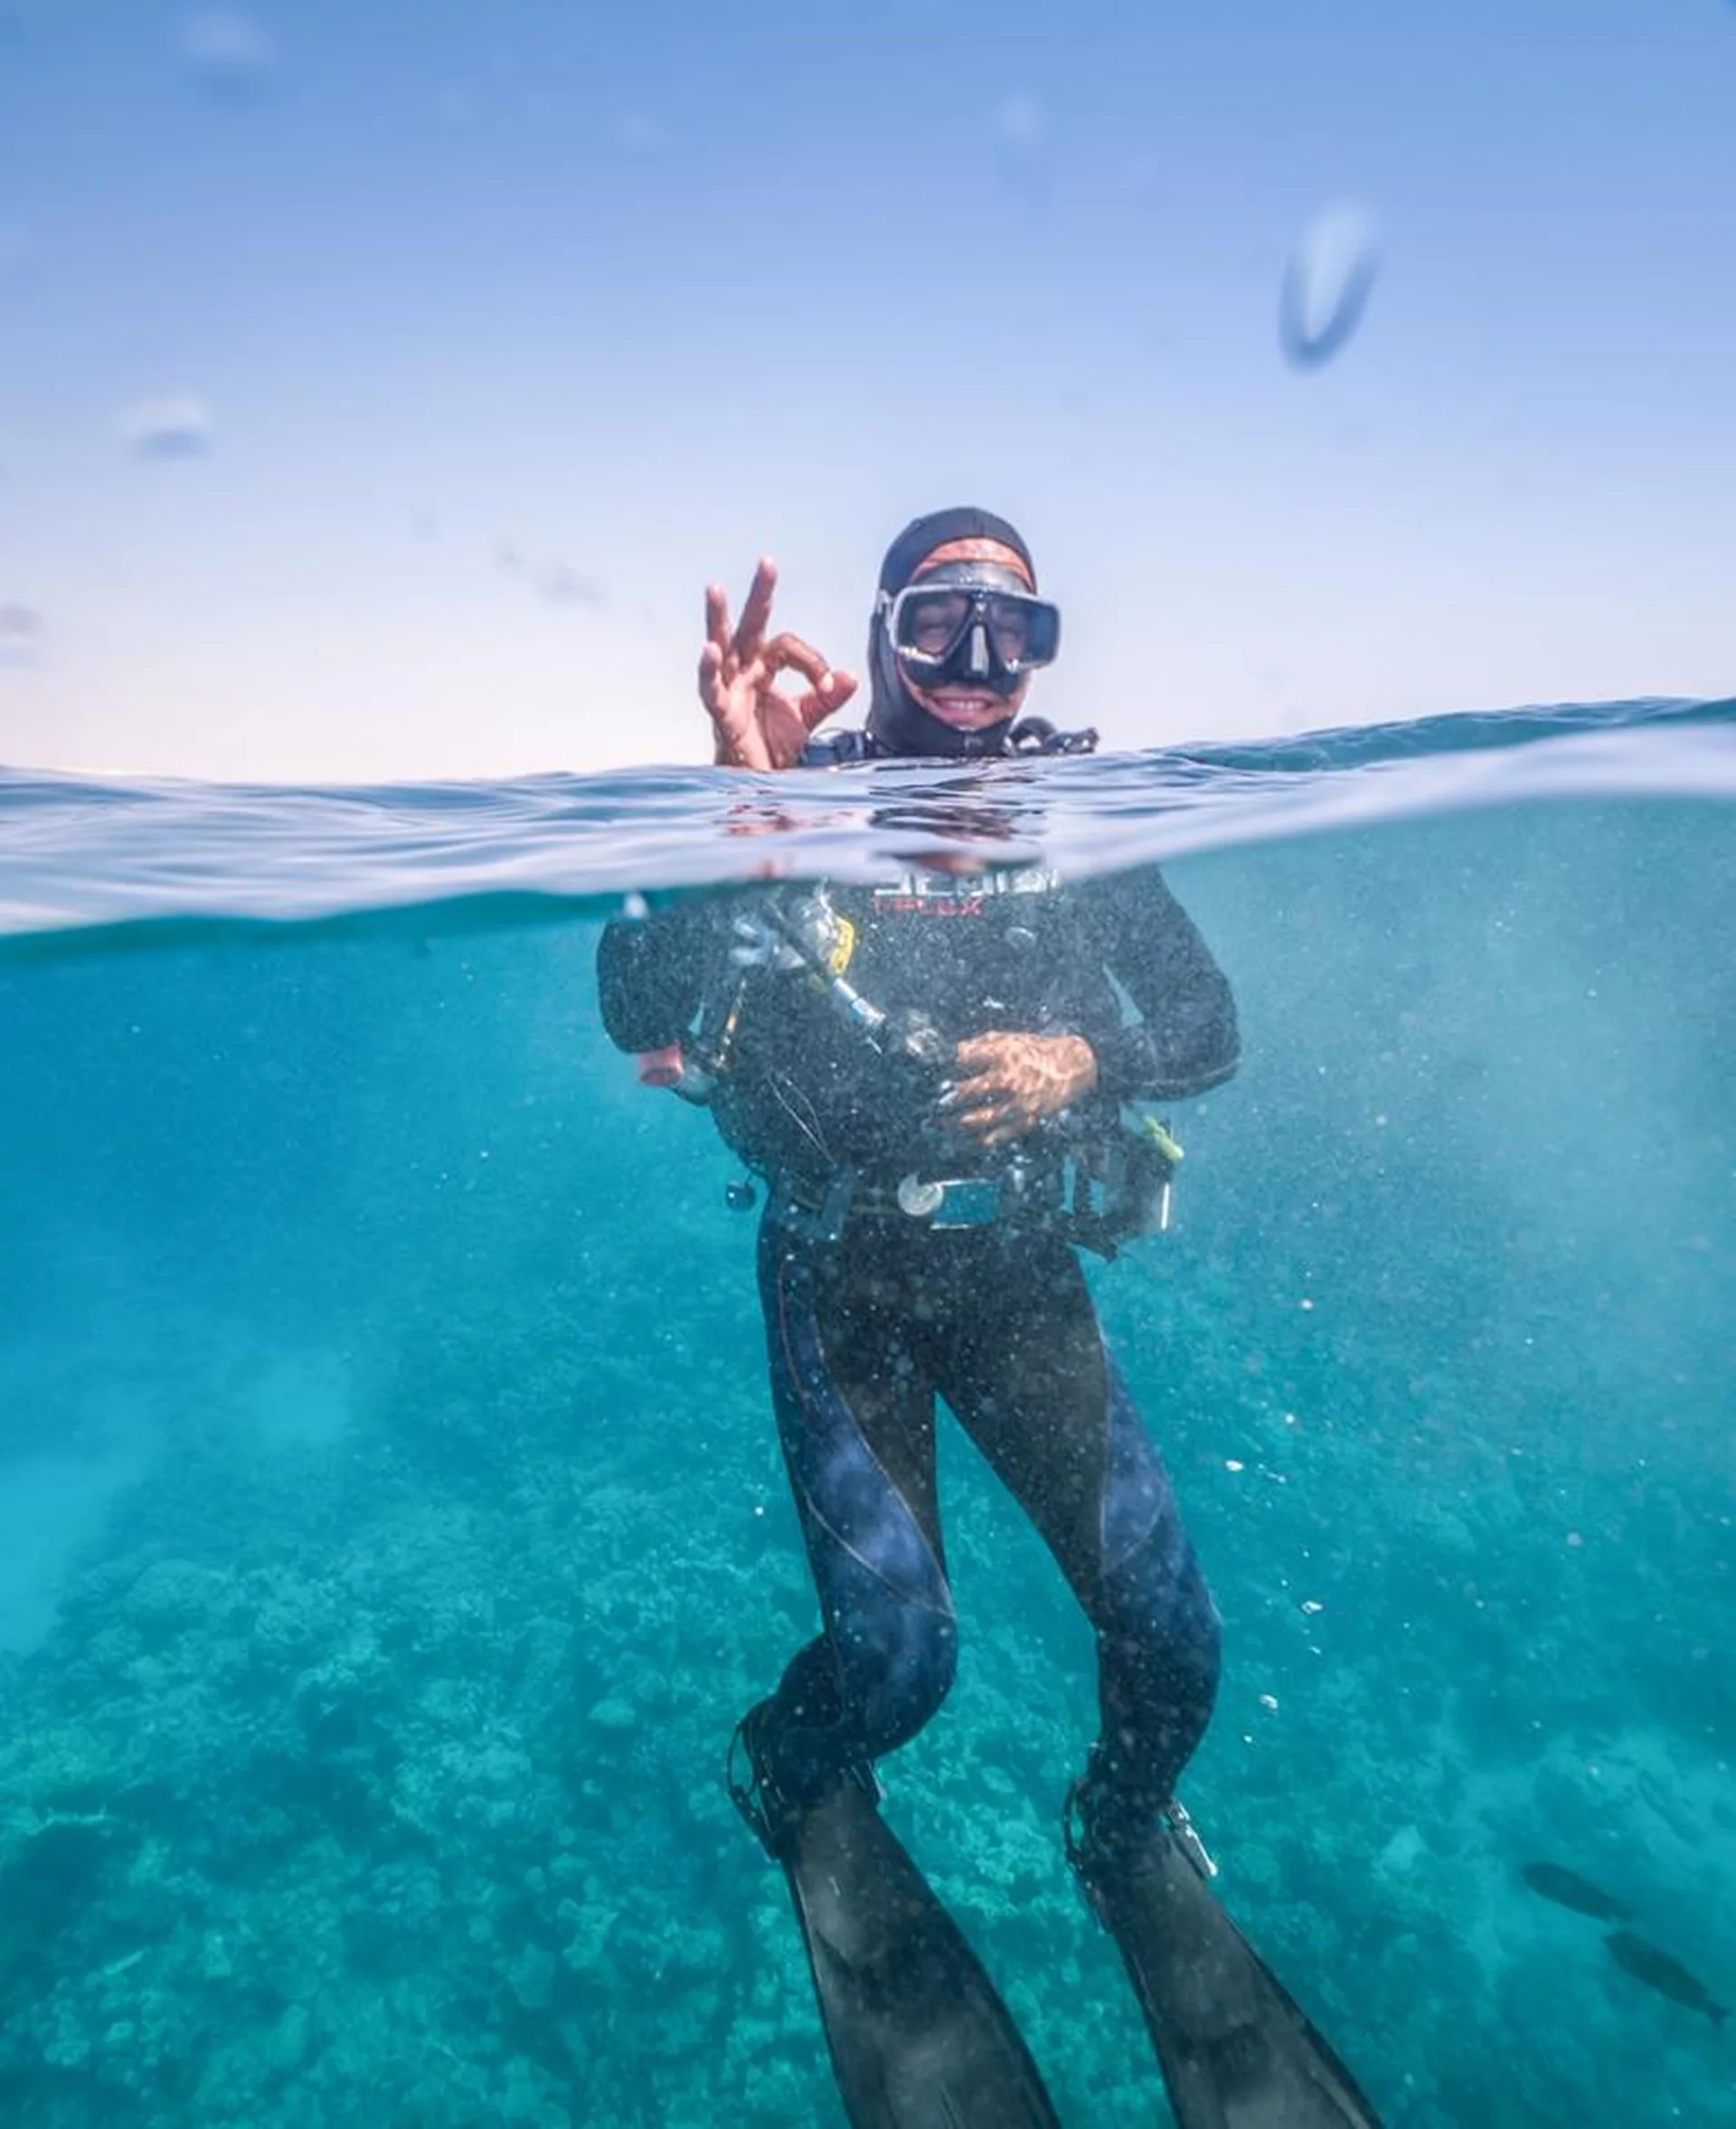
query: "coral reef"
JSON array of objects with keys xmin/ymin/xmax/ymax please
[{"xmin": 2, "ymin": 811, "xmax": 1731, "ymax": 2125}]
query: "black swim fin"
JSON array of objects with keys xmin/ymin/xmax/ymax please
[
  {"xmin": 1071, "ymin": 1806, "xmax": 1387, "ymax": 2129},
  {"xmin": 733, "ymin": 1737, "xmax": 1061, "ymax": 2128}
]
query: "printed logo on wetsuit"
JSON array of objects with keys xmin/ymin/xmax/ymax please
[{"xmin": 869, "ymin": 865, "xmax": 1059, "ymax": 917}]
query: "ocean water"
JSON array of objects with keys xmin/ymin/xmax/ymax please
[{"xmin": 1, "ymin": 699, "xmax": 1732, "ymax": 2129}]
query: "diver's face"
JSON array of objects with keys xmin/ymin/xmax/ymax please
[{"xmin": 901, "ymin": 536, "xmax": 1037, "ymax": 731}]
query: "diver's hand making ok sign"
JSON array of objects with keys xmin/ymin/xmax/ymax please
[{"xmin": 700, "ymin": 558, "xmax": 858, "ymax": 771}]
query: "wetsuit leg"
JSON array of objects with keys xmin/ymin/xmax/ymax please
[
  {"xmin": 928, "ymin": 1228, "xmax": 1221, "ymax": 1831},
  {"xmin": 750, "ymin": 1216, "xmax": 959, "ymax": 1808},
  {"xmin": 740, "ymin": 1218, "xmax": 1065, "ymax": 2129}
]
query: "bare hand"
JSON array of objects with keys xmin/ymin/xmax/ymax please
[
  {"xmin": 699, "ymin": 558, "xmax": 858, "ymax": 771},
  {"xmin": 943, "ymin": 1032, "xmax": 1099, "ymax": 1149}
]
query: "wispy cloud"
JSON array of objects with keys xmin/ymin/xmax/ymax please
[
  {"xmin": 0, "ymin": 601, "xmax": 42, "ymax": 660},
  {"xmin": 495, "ymin": 540, "xmax": 607, "ymax": 609},
  {"xmin": 179, "ymin": 9, "xmax": 278, "ymax": 99},
  {"xmin": 117, "ymin": 393, "xmax": 215, "ymax": 458},
  {"xmin": 994, "ymin": 91, "xmax": 1050, "ymax": 209},
  {"xmin": 613, "ymin": 109, "xmax": 671, "ymax": 156},
  {"xmin": 0, "ymin": 222, "xmax": 38, "ymax": 289},
  {"xmin": 995, "ymin": 91, "xmax": 1046, "ymax": 156},
  {"xmin": 534, "ymin": 561, "xmax": 607, "ymax": 608}
]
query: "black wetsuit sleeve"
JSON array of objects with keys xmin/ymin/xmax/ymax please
[
  {"xmin": 1074, "ymin": 868, "xmax": 1241, "ymax": 1102},
  {"xmin": 595, "ymin": 903, "xmax": 720, "ymax": 1054}
]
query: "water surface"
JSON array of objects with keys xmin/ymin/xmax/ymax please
[{"xmin": 1, "ymin": 699, "xmax": 1731, "ymax": 2127}]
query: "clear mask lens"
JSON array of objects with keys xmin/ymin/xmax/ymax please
[{"xmin": 890, "ymin": 587, "xmax": 1060, "ymax": 676}]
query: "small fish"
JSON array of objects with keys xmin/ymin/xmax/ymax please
[
  {"xmin": 1520, "ymin": 1861, "xmax": 1630, "ymax": 1923},
  {"xmin": 1604, "ymin": 1930, "xmax": 1728, "ymax": 2026}
]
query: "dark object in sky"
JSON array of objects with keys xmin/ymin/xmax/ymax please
[
  {"xmin": 1519, "ymin": 1861, "xmax": 1631, "ymax": 1922},
  {"xmin": 1279, "ymin": 208, "xmax": 1382, "ymax": 372},
  {"xmin": 1604, "ymin": 1930, "xmax": 1728, "ymax": 2025}
]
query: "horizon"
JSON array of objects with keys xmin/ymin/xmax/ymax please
[{"xmin": 3, "ymin": 0, "xmax": 1733, "ymax": 783}]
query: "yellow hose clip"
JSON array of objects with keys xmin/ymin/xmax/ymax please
[
  {"xmin": 1142, "ymin": 1115, "xmax": 1184, "ymax": 1166},
  {"xmin": 826, "ymin": 915, "xmax": 857, "ymax": 977}
]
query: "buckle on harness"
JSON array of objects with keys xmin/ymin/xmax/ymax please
[
  {"xmin": 769, "ymin": 1160, "xmax": 1061, "ymax": 1241},
  {"xmin": 894, "ymin": 1173, "xmax": 1004, "ymax": 1227},
  {"xmin": 768, "ymin": 1170, "xmax": 858, "ymax": 1244}
]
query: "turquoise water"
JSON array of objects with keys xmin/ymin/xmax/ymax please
[{"xmin": 2, "ymin": 702, "xmax": 1732, "ymax": 2126}]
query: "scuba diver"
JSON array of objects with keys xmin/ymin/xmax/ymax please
[{"xmin": 596, "ymin": 509, "xmax": 1385, "ymax": 2128}]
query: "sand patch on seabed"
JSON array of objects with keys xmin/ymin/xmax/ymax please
[
  {"xmin": 240, "ymin": 1346, "xmax": 355, "ymax": 1453},
  {"xmin": 0, "ymin": 1337, "xmax": 356, "ymax": 1653},
  {"xmin": 0, "ymin": 1443, "xmax": 154, "ymax": 1654}
]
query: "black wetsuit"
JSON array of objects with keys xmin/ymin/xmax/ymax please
[{"xmin": 597, "ymin": 860, "xmax": 1240, "ymax": 1837}]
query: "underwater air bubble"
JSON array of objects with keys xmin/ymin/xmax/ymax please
[{"xmin": 1279, "ymin": 202, "xmax": 1382, "ymax": 372}]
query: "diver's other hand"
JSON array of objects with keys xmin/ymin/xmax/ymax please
[
  {"xmin": 945, "ymin": 1032, "xmax": 1099, "ymax": 1149},
  {"xmin": 700, "ymin": 558, "xmax": 859, "ymax": 771}
]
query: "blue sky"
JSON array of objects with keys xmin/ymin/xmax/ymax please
[{"xmin": 2, "ymin": 0, "xmax": 1732, "ymax": 779}]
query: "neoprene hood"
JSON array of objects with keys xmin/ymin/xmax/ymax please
[{"xmin": 866, "ymin": 506, "xmax": 1038, "ymax": 760}]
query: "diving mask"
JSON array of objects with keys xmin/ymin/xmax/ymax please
[{"xmin": 881, "ymin": 564, "xmax": 1061, "ymax": 698}]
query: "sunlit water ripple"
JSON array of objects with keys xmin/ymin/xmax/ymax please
[{"xmin": 4, "ymin": 695, "xmax": 1731, "ymax": 946}]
